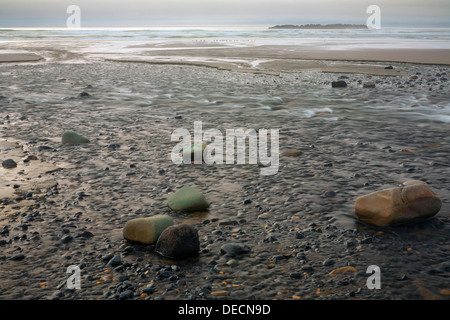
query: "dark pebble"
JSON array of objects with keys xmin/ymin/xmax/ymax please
[
  {"xmin": 301, "ymin": 265, "xmax": 314, "ymax": 273},
  {"xmin": 296, "ymin": 252, "xmax": 306, "ymax": 260},
  {"xmin": 119, "ymin": 290, "xmax": 134, "ymax": 300},
  {"xmin": 155, "ymin": 224, "xmax": 200, "ymax": 258},
  {"xmin": 77, "ymin": 92, "xmax": 90, "ymax": 98},
  {"xmin": 2, "ymin": 159, "xmax": 17, "ymax": 169},
  {"xmin": 37, "ymin": 146, "xmax": 52, "ymax": 152},
  {"xmin": 332, "ymin": 80, "xmax": 347, "ymax": 88},
  {"xmin": 61, "ymin": 235, "xmax": 73, "ymax": 244},
  {"xmin": 324, "ymin": 190, "xmax": 336, "ymax": 197},
  {"xmin": 142, "ymin": 285, "xmax": 155, "ymax": 295},
  {"xmin": 289, "ymin": 272, "xmax": 303, "ymax": 279},
  {"xmin": 107, "ymin": 254, "xmax": 121, "ymax": 267},
  {"xmin": 108, "ymin": 143, "xmax": 120, "ymax": 149},
  {"xmin": 9, "ymin": 253, "xmax": 25, "ymax": 261},
  {"xmin": 220, "ymin": 243, "xmax": 251, "ymax": 257},
  {"xmin": 322, "ymin": 258, "xmax": 335, "ymax": 266}
]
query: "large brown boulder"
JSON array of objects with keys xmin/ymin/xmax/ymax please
[{"xmin": 355, "ymin": 180, "xmax": 441, "ymax": 226}]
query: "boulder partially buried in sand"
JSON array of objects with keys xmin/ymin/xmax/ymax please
[
  {"xmin": 123, "ymin": 215, "xmax": 174, "ymax": 244},
  {"xmin": 61, "ymin": 131, "xmax": 90, "ymax": 145},
  {"xmin": 167, "ymin": 186, "xmax": 209, "ymax": 212},
  {"xmin": 355, "ymin": 180, "xmax": 441, "ymax": 226}
]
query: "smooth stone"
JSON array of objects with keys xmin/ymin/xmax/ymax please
[
  {"xmin": 289, "ymin": 272, "xmax": 303, "ymax": 279},
  {"xmin": 220, "ymin": 243, "xmax": 251, "ymax": 257},
  {"xmin": 108, "ymin": 143, "xmax": 120, "ymax": 149},
  {"xmin": 77, "ymin": 92, "xmax": 91, "ymax": 98},
  {"xmin": 332, "ymin": 80, "xmax": 347, "ymax": 88},
  {"xmin": 211, "ymin": 290, "xmax": 228, "ymax": 297},
  {"xmin": 363, "ymin": 81, "xmax": 376, "ymax": 88},
  {"xmin": 61, "ymin": 131, "xmax": 90, "ymax": 145},
  {"xmin": 322, "ymin": 258, "xmax": 335, "ymax": 266},
  {"xmin": 329, "ymin": 266, "xmax": 358, "ymax": 277},
  {"xmin": 167, "ymin": 186, "xmax": 209, "ymax": 212},
  {"xmin": 155, "ymin": 224, "xmax": 200, "ymax": 258},
  {"xmin": 37, "ymin": 146, "xmax": 52, "ymax": 152},
  {"xmin": 2, "ymin": 159, "xmax": 17, "ymax": 169},
  {"xmin": 123, "ymin": 215, "xmax": 174, "ymax": 244},
  {"xmin": 119, "ymin": 290, "xmax": 133, "ymax": 300},
  {"xmin": 60, "ymin": 235, "xmax": 73, "ymax": 244},
  {"xmin": 280, "ymin": 149, "xmax": 301, "ymax": 157},
  {"xmin": 107, "ymin": 254, "xmax": 121, "ymax": 267},
  {"xmin": 355, "ymin": 180, "xmax": 441, "ymax": 226},
  {"xmin": 9, "ymin": 253, "xmax": 25, "ymax": 261},
  {"xmin": 324, "ymin": 190, "xmax": 336, "ymax": 197},
  {"xmin": 183, "ymin": 142, "xmax": 206, "ymax": 162}
]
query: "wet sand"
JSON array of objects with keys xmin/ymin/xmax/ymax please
[
  {"xmin": 0, "ymin": 53, "xmax": 43, "ymax": 63},
  {"xmin": 0, "ymin": 44, "xmax": 449, "ymax": 301}
]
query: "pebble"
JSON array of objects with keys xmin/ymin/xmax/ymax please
[
  {"xmin": 2, "ymin": 159, "xmax": 17, "ymax": 169},
  {"xmin": 289, "ymin": 272, "xmax": 303, "ymax": 279},
  {"xmin": 331, "ymin": 80, "xmax": 347, "ymax": 88},
  {"xmin": 167, "ymin": 186, "xmax": 209, "ymax": 212},
  {"xmin": 211, "ymin": 290, "xmax": 228, "ymax": 297},
  {"xmin": 322, "ymin": 258, "xmax": 335, "ymax": 266},
  {"xmin": 108, "ymin": 143, "xmax": 120, "ymax": 149},
  {"xmin": 61, "ymin": 131, "xmax": 90, "ymax": 145},
  {"xmin": 220, "ymin": 243, "xmax": 251, "ymax": 257},
  {"xmin": 155, "ymin": 224, "xmax": 200, "ymax": 258},
  {"xmin": 324, "ymin": 190, "xmax": 336, "ymax": 197},
  {"xmin": 37, "ymin": 145, "xmax": 52, "ymax": 152},
  {"xmin": 9, "ymin": 253, "xmax": 25, "ymax": 261},
  {"xmin": 107, "ymin": 254, "xmax": 122, "ymax": 267},
  {"xmin": 119, "ymin": 290, "xmax": 134, "ymax": 300},
  {"xmin": 61, "ymin": 235, "xmax": 73, "ymax": 244},
  {"xmin": 77, "ymin": 92, "xmax": 91, "ymax": 98}
]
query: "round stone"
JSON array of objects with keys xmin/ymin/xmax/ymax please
[
  {"xmin": 2, "ymin": 159, "xmax": 17, "ymax": 169},
  {"xmin": 123, "ymin": 215, "xmax": 174, "ymax": 244},
  {"xmin": 155, "ymin": 224, "xmax": 200, "ymax": 258}
]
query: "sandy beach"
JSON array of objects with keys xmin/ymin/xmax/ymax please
[{"xmin": 0, "ymin": 38, "xmax": 449, "ymax": 301}]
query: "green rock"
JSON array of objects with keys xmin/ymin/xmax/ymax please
[
  {"xmin": 363, "ymin": 81, "xmax": 376, "ymax": 88},
  {"xmin": 183, "ymin": 143, "xmax": 206, "ymax": 162},
  {"xmin": 167, "ymin": 186, "xmax": 209, "ymax": 212},
  {"xmin": 61, "ymin": 131, "xmax": 90, "ymax": 144},
  {"xmin": 123, "ymin": 215, "xmax": 174, "ymax": 244}
]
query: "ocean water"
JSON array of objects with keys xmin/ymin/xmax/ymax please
[{"xmin": 2, "ymin": 26, "xmax": 450, "ymax": 42}]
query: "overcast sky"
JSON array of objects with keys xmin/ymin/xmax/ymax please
[{"xmin": 0, "ymin": 0, "xmax": 449, "ymax": 28}]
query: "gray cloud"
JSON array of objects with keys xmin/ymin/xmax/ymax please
[{"xmin": 0, "ymin": 0, "xmax": 449, "ymax": 27}]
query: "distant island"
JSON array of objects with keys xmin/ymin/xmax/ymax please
[{"xmin": 269, "ymin": 24, "xmax": 368, "ymax": 30}]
